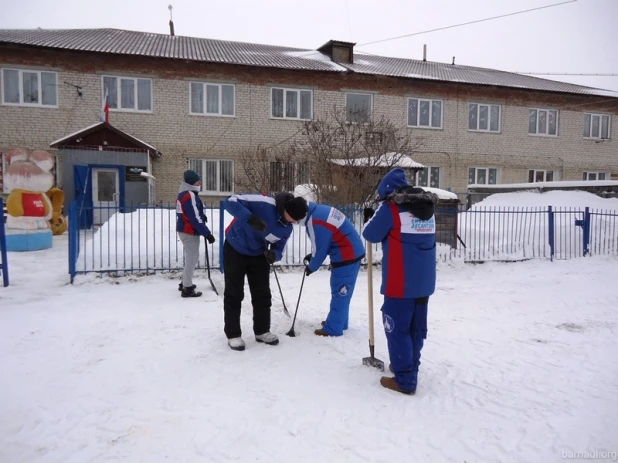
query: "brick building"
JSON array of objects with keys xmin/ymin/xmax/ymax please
[{"xmin": 1, "ymin": 28, "xmax": 617, "ymax": 208}]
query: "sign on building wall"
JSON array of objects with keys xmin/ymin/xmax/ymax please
[{"xmin": 125, "ymin": 166, "xmax": 148, "ymax": 182}]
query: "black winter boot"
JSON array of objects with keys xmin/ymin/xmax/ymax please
[{"xmin": 181, "ymin": 285, "xmax": 202, "ymax": 298}]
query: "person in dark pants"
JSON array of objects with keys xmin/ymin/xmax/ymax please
[
  {"xmin": 362, "ymin": 168, "xmax": 438, "ymax": 395},
  {"xmin": 222, "ymin": 192, "xmax": 308, "ymax": 351}
]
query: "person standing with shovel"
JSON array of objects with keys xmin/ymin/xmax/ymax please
[{"xmin": 362, "ymin": 168, "xmax": 438, "ymax": 395}]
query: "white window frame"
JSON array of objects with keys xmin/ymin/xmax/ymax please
[
  {"xmin": 528, "ymin": 169, "xmax": 556, "ymax": 183},
  {"xmin": 101, "ymin": 75, "xmax": 153, "ymax": 113},
  {"xmin": 189, "ymin": 82, "xmax": 235, "ymax": 117},
  {"xmin": 468, "ymin": 103, "xmax": 501, "ymax": 133},
  {"xmin": 469, "ymin": 167, "xmax": 499, "ymax": 185},
  {"xmin": 345, "ymin": 92, "xmax": 373, "ymax": 123},
  {"xmin": 407, "ymin": 98, "xmax": 443, "ymax": 129},
  {"xmin": 583, "ymin": 113, "xmax": 611, "ymax": 140},
  {"xmin": 1, "ymin": 68, "xmax": 58, "ymax": 108},
  {"xmin": 583, "ymin": 171, "xmax": 608, "ymax": 181},
  {"xmin": 414, "ymin": 166, "xmax": 441, "ymax": 188},
  {"xmin": 189, "ymin": 159, "xmax": 234, "ymax": 196},
  {"xmin": 529, "ymin": 108, "xmax": 558, "ymax": 137},
  {"xmin": 270, "ymin": 87, "xmax": 313, "ymax": 121}
]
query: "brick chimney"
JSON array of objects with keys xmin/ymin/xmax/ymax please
[{"xmin": 317, "ymin": 40, "xmax": 355, "ymax": 64}]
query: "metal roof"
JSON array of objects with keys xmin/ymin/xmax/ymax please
[{"xmin": 1, "ymin": 28, "xmax": 617, "ymax": 98}]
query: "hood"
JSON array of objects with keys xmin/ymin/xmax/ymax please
[
  {"xmin": 388, "ymin": 186, "xmax": 439, "ymax": 221},
  {"xmin": 178, "ymin": 181, "xmax": 201, "ymax": 194},
  {"xmin": 377, "ymin": 168, "xmax": 410, "ymax": 199},
  {"xmin": 274, "ymin": 192, "xmax": 294, "ymax": 225}
]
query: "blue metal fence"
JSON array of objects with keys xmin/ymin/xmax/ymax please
[
  {"xmin": 0, "ymin": 199, "xmax": 9, "ymax": 287},
  {"xmin": 67, "ymin": 200, "xmax": 618, "ymax": 282}
]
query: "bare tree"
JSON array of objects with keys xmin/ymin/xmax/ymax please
[
  {"xmin": 294, "ymin": 106, "xmax": 424, "ymax": 205},
  {"xmin": 236, "ymin": 106, "xmax": 424, "ymax": 204}
]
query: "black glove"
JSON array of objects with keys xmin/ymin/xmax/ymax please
[
  {"xmin": 248, "ymin": 214, "xmax": 267, "ymax": 232},
  {"xmin": 206, "ymin": 234, "xmax": 216, "ymax": 244},
  {"xmin": 305, "ymin": 266, "xmax": 314, "ymax": 277},
  {"xmin": 200, "ymin": 214, "xmax": 208, "ymax": 223},
  {"xmin": 264, "ymin": 250, "xmax": 276, "ymax": 264},
  {"xmin": 303, "ymin": 253, "xmax": 312, "ymax": 264},
  {"xmin": 363, "ymin": 207, "xmax": 375, "ymax": 224}
]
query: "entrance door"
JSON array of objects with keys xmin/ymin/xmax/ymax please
[{"xmin": 92, "ymin": 168, "xmax": 119, "ymax": 225}]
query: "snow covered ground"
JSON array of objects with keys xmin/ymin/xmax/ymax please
[{"xmin": 1, "ymin": 235, "xmax": 618, "ymax": 462}]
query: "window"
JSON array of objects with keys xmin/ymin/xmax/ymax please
[
  {"xmin": 188, "ymin": 159, "xmax": 234, "ymax": 195},
  {"xmin": 529, "ymin": 109, "xmax": 558, "ymax": 136},
  {"xmin": 584, "ymin": 113, "xmax": 611, "ymax": 139},
  {"xmin": 190, "ymin": 82, "xmax": 235, "ymax": 116},
  {"xmin": 346, "ymin": 93, "xmax": 372, "ymax": 123},
  {"xmin": 2, "ymin": 68, "xmax": 57, "ymax": 107},
  {"xmin": 413, "ymin": 167, "xmax": 441, "ymax": 188},
  {"xmin": 583, "ymin": 172, "xmax": 607, "ymax": 181},
  {"xmin": 468, "ymin": 167, "xmax": 498, "ymax": 185},
  {"xmin": 468, "ymin": 103, "xmax": 500, "ymax": 132},
  {"xmin": 271, "ymin": 88, "xmax": 312, "ymax": 120},
  {"xmin": 528, "ymin": 169, "xmax": 555, "ymax": 183},
  {"xmin": 269, "ymin": 161, "xmax": 309, "ymax": 192},
  {"xmin": 408, "ymin": 98, "xmax": 442, "ymax": 128},
  {"xmin": 102, "ymin": 75, "xmax": 152, "ymax": 112}
]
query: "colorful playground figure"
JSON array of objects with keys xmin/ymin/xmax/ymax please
[{"xmin": 4, "ymin": 148, "xmax": 56, "ymax": 251}]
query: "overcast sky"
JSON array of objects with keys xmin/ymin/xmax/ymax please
[{"xmin": 2, "ymin": 0, "xmax": 617, "ymax": 92}]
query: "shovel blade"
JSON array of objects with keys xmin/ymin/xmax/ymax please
[{"xmin": 362, "ymin": 356, "xmax": 385, "ymax": 371}]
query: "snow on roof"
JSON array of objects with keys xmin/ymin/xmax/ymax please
[
  {"xmin": 330, "ymin": 153, "xmax": 424, "ymax": 168},
  {"xmin": 469, "ymin": 180, "xmax": 618, "ymax": 189},
  {"xmin": 50, "ymin": 122, "xmax": 103, "ymax": 146},
  {"xmin": 471, "ymin": 189, "xmax": 618, "ymax": 211},
  {"xmin": 420, "ymin": 186, "xmax": 459, "ymax": 200}
]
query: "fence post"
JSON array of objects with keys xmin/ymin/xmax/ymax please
[
  {"xmin": 68, "ymin": 200, "xmax": 78, "ymax": 283},
  {"xmin": 219, "ymin": 200, "xmax": 225, "ymax": 273},
  {"xmin": 0, "ymin": 199, "xmax": 9, "ymax": 287},
  {"xmin": 548, "ymin": 206, "xmax": 554, "ymax": 262},
  {"xmin": 583, "ymin": 207, "xmax": 591, "ymax": 256}
]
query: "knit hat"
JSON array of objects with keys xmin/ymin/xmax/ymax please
[
  {"xmin": 183, "ymin": 169, "xmax": 201, "ymax": 185},
  {"xmin": 284, "ymin": 196, "xmax": 308, "ymax": 221}
]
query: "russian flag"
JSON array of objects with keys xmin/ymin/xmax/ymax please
[{"xmin": 100, "ymin": 88, "xmax": 110, "ymax": 123}]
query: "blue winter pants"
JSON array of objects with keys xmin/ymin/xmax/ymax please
[
  {"xmin": 322, "ymin": 261, "xmax": 361, "ymax": 336},
  {"xmin": 381, "ymin": 296, "xmax": 429, "ymax": 392}
]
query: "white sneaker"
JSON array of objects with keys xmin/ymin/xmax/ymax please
[
  {"xmin": 255, "ymin": 332, "xmax": 279, "ymax": 346},
  {"xmin": 228, "ymin": 337, "xmax": 245, "ymax": 351}
]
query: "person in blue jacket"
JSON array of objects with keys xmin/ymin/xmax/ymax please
[
  {"xmin": 222, "ymin": 192, "xmax": 308, "ymax": 351},
  {"xmin": 176, "ymin": 169, "xmax": 216, "ymax": 298},
  {"xmin": 300, "ymin": 203, "xmax": 365, "ymax": 337},
  {"xmin": 362, "ymin": 168, "xmax": 438, "ymax": 395}
]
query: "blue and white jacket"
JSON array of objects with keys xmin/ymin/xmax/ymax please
[
  {"xmin": 222, "ymin": 193, "xmax": 294, "ymax": 261},
  {"xmin": 362, "ymin": 168, "xmax": 438, "ymax": 299},
  {"xmin": 176, "ymin": 182, "xmax": 212, "ymax": 237},
  {"xmin": 301, "ymin": 203, "xmax": 365, "ymax": 272}
]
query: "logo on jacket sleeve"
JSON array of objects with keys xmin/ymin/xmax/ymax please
[
  {"xmin": 337, "ymin": 284, "xmax": 351, "ymax": 297},
  {"xmin": 327, "ymin": 208, "xmax": 345, "ymax": 228}
]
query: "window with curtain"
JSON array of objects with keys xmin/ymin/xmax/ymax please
[
  {"xmin": 529, "ymin": 109, "xmax": 558, "ymax": 136},
  {"xmin": 2, "ymin": 68, "xmax": 57, "ymax": 107},
  {"xmin": 414, "ymin": 167, "xmax": 441, "ymax": 188},
  {"xmin": 583, "ymin": 113, "xmax": 611, "ymax": 139},
  {"xmin": 468, "ymin": 167, "xmax": 498, "ymax": 185},
  {"xmin": 468, "ymin": 103, "xmax": 500, "ymax": 132},
  {"xmin": 102, "ymin": 75, "xmax": 152, "ymax": 112},
  {"xmin": 408, "ymin": 98, "xmax": 442, "ymax": 129},
  {"xmin": 346, "ymin": 93, "xmax": 373, "ymax": 123},
  {"xmin": 271, "ymin": 88, "xmax": 312, "ymax": 120},
  {"xmin": 190, "ymin": 82, "xmax": 235, "ymax": 116},
  {"xmin": 188, "ymin": 159, "xmax": 234, "ymax": 195}
]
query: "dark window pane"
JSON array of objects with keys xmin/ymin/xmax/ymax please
[
  {"xmin": 419, "ymin": 100, "xmax": 430, "ymax": 126},
  {"xmin": 601, "ymin": 115, "xmax": 610, "ymax": 139},
  {"xmin": 220, "ymin": 160, "xmax": 233, "ymax": 192},
  {"xmin": 478, "ymin": 105, "xmax": 488, "ymax": 131},
  {"xmin": 584, "ymin": 114, "xmax": 591, "ymax": 137},
  {"xmin": 22, "ymin": 71, "xmax": 39, "ymax": 104},
  {"xmin": 529, "ymin": 110, "xmax": 537, "ymax": 134},
  {"xmin": 538, "ymin": 110, "xmax": 547, "ymax": 134},
  {"xmin": 206, "ymin": 85, "xmax": 219, "ymax": 114},
  {"xmin": 120, "ymin": 79, "xmax": 135, "ymax": 109},
  {"xmin": 285, "ymin": 90, "xmax": 298, "ymax": 118},
  {"xmin": 300, "ymin": 90, "xmax": 312, "ymax": 119},
  {"xmin": 408, "ymin": 99, "xmax": 418, "ymax": 126},
  {"xmin": 2, "ymin": 69, "xmax": 19, "ymax": 103},
  {"xmin": 431, "ymin": 101, "xmax": 442, "ymax": 128},
  {"xmin": 191, "ymin": 83, "xmax": 204, "ymax": 113},
  {"xmin": 468, "ymin": 104, "xmax": 477, "ymax": 130},
  {"xmin": 222, "ymin": 85, "xmax": 234, "ymax": 115},
  {"xmin": 137, "ymin": 79, "xmax": 151, "ymax": 111},
  {"xmin": 272, "ymin": 88, "xmax": 283, "ymax": 118},
  {"xmin": 548, "ymin": 110, "xmax": 557, "ymax": 135},
  {"xmin": 488, "ymin": 168, "xmax": 497, "ymax": 184},
  {"xmin": 41, "ymin": 72, "xmax": 56, "ymax": 106},
  {"xmin": 490, "ymin": 105, "xmax": 499, "ymax": 132},
  {"xmin": 546, "ymin": 171, "xmax": 553, "ymax": 182},
  {"xmin": 468, "ymin": 167, "xmax": 475, "ymax": 184},
  {"xmin": 103, "ymin": 77, "xmax": 118, "ymax": 108}
]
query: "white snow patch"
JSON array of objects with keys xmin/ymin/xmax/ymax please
[
  {"xmin": 421, "ymin": 186, "xmax": 458, "ymax": 200},
  {"xmin": 330, "ymin": 153, "xmax": 424, "ymax": 169},
  {"xmin": 283, "ymin": 50, "xmax": 348, "ymax": 71},
  {"xmin": 471, "ymin": 190, "xmax": 618, "ymax": 211},
  {"xmin": 470, "ymin": 180, "xmax": 618, "ymax": 190},
  {"xmin": 1, "ymin": 236, "xmax": 618, "ymax": 462}
]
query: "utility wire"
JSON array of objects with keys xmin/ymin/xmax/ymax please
[
  {"xmin": 514, "ymin": 72, "xmax": 618, "ymax": 77},
  {"xmin": 357, "ymin": 0, "xmax": 578, "ymax": 47}
]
